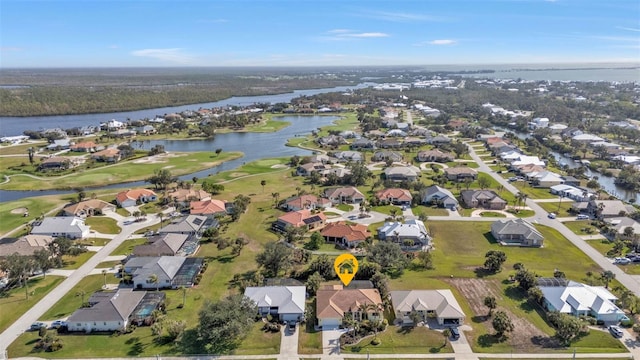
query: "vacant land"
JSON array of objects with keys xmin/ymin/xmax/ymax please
[{"xmin": 0, "ymin": 276, "xmax": 64, "ymax": 333}]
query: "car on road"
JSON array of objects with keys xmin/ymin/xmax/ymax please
[
  {"xmin": 609, "ymin": 325, "xmax": 623, "ymax": 338},
  {"xmin": 547, "ymin": 213, "xmax": 557, "ymax": 219},
  {"xmin": 50, "ymin": 320, "xmax": 67, "ymax": 329},
  {"xmin": 615, "ymin": 257, "xmax": 631, "ymax": 265},
  {"xmin": 30, "ymin": 322, "xmax": 46, "ymax": 331},
  {"xmin": 576, "ymin": 214, "xmax": 589, "ymax": 220}
]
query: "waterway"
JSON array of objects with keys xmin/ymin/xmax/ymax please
[{"xmin": 493, "ymin": 126, "xmax": 640, "ymax": 203}]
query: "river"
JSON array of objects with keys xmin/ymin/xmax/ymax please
[{"xmin": 493, "ymin": 126, "xmax": 640, "ymax": 203}]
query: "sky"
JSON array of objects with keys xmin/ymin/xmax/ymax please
[{"xmin": 1, "ymin": 0, "xmax": 639, "ymax": 68}]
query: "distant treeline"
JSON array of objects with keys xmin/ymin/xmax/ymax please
[{"xmin": 0, "ymin": 75, "xmax": 353, "ymax": 116}]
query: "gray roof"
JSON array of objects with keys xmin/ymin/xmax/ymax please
[
  {"xmin": 244, "ymin": 286, "xmax": 306, "ymax": 314},
  {"xmin": 133, "ymin": 233, "xmax": 189, "ymax": 256},
  {"xmin": 67, "ymin": 289, "xmax": 145, "ymax": 323},
  {"xmin": 159, "ymin": 215, "xmax": 208, "ymax": 233},
  {"xmin": 129, "ymin": 256, "xmax": 187, "ymax": 280},
  {"xmin": 422, "ymin": 185, "xmax": 456, "ymax": 200},
  {"xmin": 31, "ymin": 216, "xmax": 90, "ymax": 236},
  {"xmin": 460, "ymin": 190, "xmax": 506, "ymax": 206},
  {"xmin": 491, "ymin": 219, "xmax": 543, "ymax": 242},
  {"xmin": 390, "ymin": 290, "xmax": 465, "ymax": 319}
]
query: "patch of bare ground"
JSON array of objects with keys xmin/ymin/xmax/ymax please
[{"xmin": 445, "ymin": 277, "xmax": 554, "ymax": 352}]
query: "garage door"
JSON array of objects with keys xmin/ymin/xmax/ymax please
[
  {"xmin": 320, "ymin": 318, "xmax": 341, "ymax": 330},
  {"xmin": 281, "ymin": 313, "xmax": 299, "ymax": 322}
]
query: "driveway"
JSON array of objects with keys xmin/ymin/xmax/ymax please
[
  {"xmin": 279, "ymin": 324, "xmax": 299, "ymax": 359},
  {"xmin": 322, "ymin": 328, "xmax": 347, "ymax": 357}
]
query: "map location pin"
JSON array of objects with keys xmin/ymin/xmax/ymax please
[{"xmin": 334, "ymin": 253, "xmax": 358, "ymax": 286}]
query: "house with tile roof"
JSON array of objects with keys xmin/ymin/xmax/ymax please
[
  {"xmin": 384, "ymin": 166, "xmax": 420, "ymax": 182},
  {"xmin": 390, "ymin": 290, "xmax": 465, "ymax": 326},
  {"xmin": 323, "ymin": 187, "xmax": 365, "ymax": 205},
  {"xmin": 115, "ymin": 189, "xmax": 158, "ymax": 208},
  {"xmin": 91, "ymin": 148, "xmax": 121, "ymax": 163},
  {"xmin": 70, "ymin": 141, "xmax": 99, "ymax": 152},
  {"xmin": 31, "ymin": 216, "xmax": 90, "ymax": 239},
  {"xmin": 0, "ymin": 235, "xmax": 54, "ymax": 257},
  {"xmin": 168, "ymin": 188, "xmax": 212, "ymax": 205},
  {"xmin": 587, "ymin": 200, "xmax": 636, "ymax": 219},
  {"xmin": 491, "ymin": 219, "xmax": 544, "ymax": 247},
  {"xmin": 420, "ymin": 185, "xmax": 458, "ymax": 210},
  {"xmin": 320, "ymin": 222, "xmax": 371, "ymax": 248},
  {"xmin": 444, "ymin": 167, "xmax": 478, "ymax": 181},
  {"xmin": 190, "ymin": 199, "xmax": 228, "ymax": 217},
  {"xmin": 62, "ymin": 199, "xmax": 115, "ymax": 218},
  {"xmin": 316, "ymin": 285, "xmax": 383, "ymax": 329},
  {"xmin": 539, "ymin": 280, "xmax": 628, "ymax": 324},
  {"xmin": 272, "ymin": 210, "xmax": 326, "ymax": 233},
  {"xmin": 244, "ymin": 286, "xmax": 306, "ymax": 322},
  {"xmin": 460, "ymin": 190, "xmax": 507, "ymax": 210},
  {"xmin": 281, "ymin": 194, "xmax": 331, "ymax": 212},
  {"xmin": 375, "ymin": 188, "xmax": 413, "ymax": 205},
  {"xmin": 371, "ymin": 150, "xmax": 403, "ymax": 162},
  {"xmin": 416, "ymin": 149, "xmax": 454, "ymax": 163},
  {"xmin": 133, "ymin": 233, "xmax": 190, "ymax": 257}
]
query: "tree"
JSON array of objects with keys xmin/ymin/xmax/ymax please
[
  {"xmin": 492, "ymin": 310, "xmax": 514, "ymax": 339},
  {"xmin": 260, "ymin": 179, "xmax": 267, "ymax": 193},
  {"xmin": 309, "ymin": 254, "xmax": 335, "ymax": 279},
  {"xmin": 255, "ymin": 242, "xmax": 293, "ymax": 277},
  {"xmin": 306, "ymin": 271, "xmax": 324, "ymax": 296},
  {"xmin": 197, "ymin": 294, "xmax": 258, "ymax": 354},
  {"xmin": 148, "ymin": 273, "xmax": 159, "ymax": 292},
  {"xmin": 202, "ymin": 181, "xmax": 224, "ymax": 195},
  {"xmin": 283, "ymin": 225, "xmax": 306, "ymax": 243},
  {"xmin": 0, "ymin": 253, "xmax": 35, "ymax": 299},
  {"xmin": 306, "ymin": 231, "xmax": 324, "ymax": 250},
  {"xmin": 484, "ymin": 250, "xmax": 506, "ymax": 273},
  {"xmin": 147, "ymin": 168, "xmax": 176, "ymax": 190},
  {"xmin": 416, "ymin": 251, "xmax": 434, "ymax": 269},
  {"xmin": 102, "ymin": 269, "xmax": 108, "ymax": 288},
  {"xmin": 230, "ymin": 194, "xmax": 251, "ymax": 221},
  {"xmin": 477, "ymin": 175, "xmax": 491, "ymax": 190},
  {"xmin": 33, "ymin": 248, "xmax": 53, "ymax": 278},
  {"xmin": 165, "ymin": 319, "xmax": 187, "ymax": 341},
  {"xmin": 548, "ymin": 312, "xmax": 583, "ymax": 346},
  {"xmin": 442, "ymin": 328, "xmax": 451, "ymax": 347},
  {"xmin": 77, "ymin": 190, "xmax": 86, "ymax": 202},
  {"xmin": 367, "ymin": 241, "xmax": 409, "ymax": 275},
  {"xmin": 271, "ymin": 192, "xmax": 280, "ymax": 208},
  {"xmin": 527, "ymin": 286, "xmax": 544, "ymax": 305},
  {"xmin": 28, "ymin": 147, "xmax": 35, "ymax": 165},
  {"xmin": 600, "ymin": 270, "xmax": 615, "ymax": 289},
  {"xmin": 483, "ymin": 295, "xmax": 497, "ymax": 316},
  {"xmin": 345, "ymin": 161, "xmax": 372, "ymax": 186},
  {"xmin": 215, "ymin": 148, "xmax": 223, "ymax": 156},
  {"xmin": 515, "ymin": 268, "xmax": 537, "ymax": 291}
]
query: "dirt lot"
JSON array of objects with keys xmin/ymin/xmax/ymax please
[{"xmin": 446, "ymin": 277, "xmax": 554, "ymax": 352}]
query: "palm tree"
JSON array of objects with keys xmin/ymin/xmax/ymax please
[
  {"xmin": 600, "ymin": 270, "xmax": 615, "ymax": 289},
  {"xmin": 442, "ymin": 328, "xmax": 451, "ymax": 348},
  {"xmin": 260, "ymin": 179, "xmax": 267, "ymax": 193},
  {"xmin": 76, "ymin": 290, "xmax": 86, "ymax": 307},
  {"xmin": 271, "ymin": 192, "xmax": 280, "ymax": 208},
  {"xmin": 102, "ymin": 269, "xmax": 108, "ymax": 288},
  {"xmin": 148, "ymin": 274, "xmax": 159, "ymax": 292}
]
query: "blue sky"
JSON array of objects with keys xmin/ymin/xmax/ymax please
[{"xmin": 1, "ymin": 0, "xmax": 639, "ymax": 67}]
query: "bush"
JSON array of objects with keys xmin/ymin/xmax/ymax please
[
  {"xmin": 620, "ymin": 319, "xmax": 634, "ymax": 328},
  {"xmin": 633, "ymin": 323, "xmax": 640, "ymax": 333},
  {"xmin": 370, "ymin": 338, "xmax": 381, "ymax": 346}
]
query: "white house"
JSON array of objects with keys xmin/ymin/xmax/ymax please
[
  {"xmin": 390, "ymin": 290, "xmax": 465, "ymax": 326},
  {"xmin": 529, "ymin": 117, "xmax": 549, "ymax": 129},
  {"xmin": 67, "ymin": 289, "xmax": 146, "ymax": 333},
  {"xmin": 30, "ymin": 217, "xmax": 90, "ymax": 239},
  {"xmin": 244, "ymin": 286, "xmax": 306, "ymax": 322}
]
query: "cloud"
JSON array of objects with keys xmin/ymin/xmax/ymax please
[
  {"xmin": 320, "ymin": 30, "xmax": 389, "ymax": 41},
  {"xmin": 131, "ymin": 48, "xmax": 195, "ymax": 64},
  {"xmin": 414, "ymin": 39, "xmax": 457, "ymax": 46},
  {"xmin": 617, "ymin": 26, "xmax": 640, "ymax": 32},
  {"xmin": 356, "ymin": 10, "xmax": 447, "ymax": 22}
]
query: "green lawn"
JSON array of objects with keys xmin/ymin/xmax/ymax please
[
  {"xmin": 371, "ymin": 205, "xmax": 401, "ymax": 216},
  {"xmin": 96, "ymin": 260, "xmax": 122, "ymax": 268},
  {"xmin": 513, "ymin": 185, "xmax": 557, "ymax": 199},
  {"xmin": 0, "ymin": 196, "xmax": 68, "ymax": 236},
  {"xmin": 60, "ymin": 251, "xmax": 95, "ymax": 270},
  {"xmin": 207, "ymin": 157, "xmax": 291, "ymax": 182},
  {"xmin": 109, "ymin": 238, "xmax": 148, "ymax": 256},
  {"xmin": 84, "ymin": 216, "xmax": 121, "ymax": 234},
  {"xmin": 0, "ymin": 151, "xmax": 243, "ymax": 190},
  {"xmin": 507, "ymin": 209, "xmax": 536, "ymax": 218},
  {"xmin": 299, "ymin": 328, "xmax": 323, "ymax": 354},
  {"xmin": 234, "ymin": 321, "xmax": 281, "ymax": 355},
  {"xmin": 563, "ymin": 221, "xmax": 599, "ymax": 235},
  {"xmin": 343, "ymin": 326, "xmax": 453, "ymax": 354},
  {"xmin": 337, "ymin": 203, "xmax": 354, "ymax": 212},
  {"xmin": 479, "ymin": 211, "xmax": 506, "ymax": 218},
  {"xmin": 77, "ymin": 237, "xmax": 111, "ymax": 246},
  {"xmin": 413, "ymin": 205, "xmax": 449, "ymax": 217},
  {"xmin": 537, "ymin": 201, "xmax": 575, "ymax": 217},
  {"xmin": 0, "ymin": 275, "xmax": 64, "ymax": 333}
]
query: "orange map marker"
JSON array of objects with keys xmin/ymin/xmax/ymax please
[{"xmin": 334, "ymin": 253, "xmax": 358, "ymax": 286}]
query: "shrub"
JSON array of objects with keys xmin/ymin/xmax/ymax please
[
  {"xmin": 621, "ymin": 319, "xmax": 634, "ymax": 328},
  {"xmin": 371, "ymin": 338, "xmax": 381, "ymax": 346}
]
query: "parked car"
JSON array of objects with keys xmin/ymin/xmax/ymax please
[
  {"xmin": 615, "ymin": 257, "xmax": 631, "ymax": 265},
  {"xmin": 287, "ymin": 321, "xmax": 296, "ymax": 334},
  {"xmin": 547, "ymin": 213, "xmax": 557, "ymax": 219},
  {"xmin": 609, "ymin": 325, "xmax": 623, "ymax": 338},
  {"xmin": 30, "ymin": 322, "xmax": 46, "ymax": 331},
  {"xmin": 449, "ymin": 326, "xmax": 460, "ymax": 340},
  {"xmin": 50, "ymin": 320, "xmax": 67, "ymax": 329},
  {"xmin": 576, "ymin": 214, "xmax": 589, "ymax": 220}
]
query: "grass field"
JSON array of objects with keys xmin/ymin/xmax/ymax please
[
  {"xmin": 40, "ymin": 274, "xmax": 119, "ymax": 321},
  {"xmin": 60, "ymin": 251, "xmax": 95, "ymax": 270},
  {"xmin": 0, "ymin": 275, "xmax": 64, "ymax": 333},
  {"xmin": 343, "ymin": 326, "xmax": 453, "ymax": 354},
  {"xmin": 0, "ymin": 195, "xmax": 68, "ymax": 236},
  {"xmin": 84, "ymin": 216, "xmax": 120, "ymax": 234},
  {"xmin": 563, "ymin": 221, "xmax": 599, "ymax": 235},
  {"xmin": 109, "ymin": 238, "xmax": 148, "ymax": 256},
  {"xmin": 298, "ymin": 328, "xmax": 323, "ymax": 354},
  {"xmin": 537, "ymin": 201, "xmax": 575, "ymax": 217},
  {"xmin": 0, "ymin": 151, "xmax": 243, "ymax": 190},
  {"xmin": 234, "ymin": 322, "xmax": 281, "ymax": 355}
]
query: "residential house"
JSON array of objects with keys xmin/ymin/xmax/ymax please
[
  {"xmin": 133, "ymin": 233, "xmax": 190, "ymax": 257},
  {"xmin": 550, "ymin": 184, "xmax": 592, "ymax": 202},
  {"xmin": 539, "ymin": 280, "xmax": 628, "ymax": 324},
  {"xmin": 561, "ymin": 176, "xmax": 581, "ymax": 187},
  {"xmin": 272, "ymin": 209, "xmax": 326, "ymax": 233},
  {"xmin": 167, "ymin": 188, "xmax": 212, "ymax": 205},
  {"xmin": 333, "ymin": 151, "xmax": 363, "ymax": 162},
  {"xmin": 39, "ymin": 156, "xmax": 75, "ymax": 170},
  {"xmin": 386, "ymin": 129, "xmax": 407, "ymax": 137},
  {"xmin": 377, "ymin": 138, "xmax": 402, "ymax": 149},
  {"xmin": 384, "ymin": 166, "xmax": 420, "ymax": 182},
  {"xmin": 349, "ymin": 138, "xmax": 376, "ymax": 150},
  {"xmin": 110, "ymin": 129, "xmax": 137, "ymax": 138},
  {"xmin": 323, "ymin": 187, "xmax": 365, "ymax": 205},
  {"xmin": 390, "ymin": 290, "xmax": 465, "ymax": 326},
  {"xmin": 296, "ymin": 162, "xmax": 328, "ymax": 177},
  {"xmin": 70, "ymin": 141, "xmax": 98, "ymax": 152},
  {"xmin": 281, "ymin": 195, "xmax": 331, "ymax": 212},
  {"xmin": 91, "ymin": 148, "xmax": 121, "ymax": 163},
  {"xmin": 460, "ymin": 190, "xmax": 507, "ymax": 210},
  {"xmin": 491, "ymin": 219, "xmax": 544, "ymax": 247},
  {"xmin": 135, "ymin": 125, "xmax": 156, "ymax": 134},
  {"xmin": 31, "ymin": 217, "xmax": 90, "ymax": 239},
  {"xmin": 404, "ymin": 137, "xmax": 427, "ymax": 147},
  {"xmin": 377, "ymin": 219, "xmax": 430, "ymax": 250},
  {"xmin": 316, "ymin": 285, "xmax": 383, "ymax": 329},
  {"xmin": 587, "ymin": 200, "xmax": 635, "ymax": 219},
  {"xmin": 124, "ymin": 256, "xmax": 204, "ymax": 289},
  {"xmin": 444, "ymin": 167, "xmax": 478, "ymax": 181},
  {"xmin": 529, "ymin": 117, "xmax": 549, "ymax": 129},
  {"xmin": 320, "ymin": 222, "xmax": 371, "ymax": 249},
  {"xmin": 420, "ymin": 185, "xmax": 458, "ymax": 210},
  {"xmin": 66, "ymin": 289, "xmax": 152, "ymax": 333},
  {"xmin": 604, "ymin": 217, "xmax": 640, "ymax": 240},
  {"xmin": 159, "ymin": 215, "xmax": 212, "ymax": 236},
  {"xmin": 317, "ymin": 135, "xmax": 347, "ymax": 147},
  {"xmin": 372, "ymin": 150, "xmax": 403, "ymax": 163},
  {"xmin": 46, "ymin": 139, "xmax": 71, "ymax": 151},
  {"xmin": 190, "ymin": 199, "xmax": 228, "ymax": 217},
  {"xmin": 0, "ymin": 235, "xmax": 54, "ymax": 257},
  {"xmin": 530, "ymin": 171, "xmax": 565, "ymax": 188},
  {"xmin": 115, "ymin": 189, "xmax": 158, "ymax": 208},
  {"xmin": 375, "ymin": 188, "xmax": 412, "ymax": 205},
  {"xmin": 244, "ymin": 286, "xmax": 306, "ymax": 322},
  {"xmin": 425, "ymin": 134, "xmax": 452, "ymax": 145},
  {"xmin": 62, "ymin": 199, "xmax": 116, "ymax": 218},
  {"xmin": 416, "ymin": 149, "xmax": 455, "ymax": 163},
  {"xmin": 510, "ymin": 155, "xmax": 546, "ymax": 168},
  {"xmin": 572, "ymin": 134, "xmax": 604, "ymax": 143}
]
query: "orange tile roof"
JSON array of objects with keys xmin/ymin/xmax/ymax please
[
  {"xmin": 190, "ymin": 199, "xmax": 227, "ymax": 215},
  {"xmin": 375, "ymin": 188, "xmax": 412, "ymax": 202},
  {"xmin": 320, "ymin": 222, "xmax": 370, "ymax": 242},
  {"xmin": 316, "ymin": 285, "xmax": 382, "ymax": 319},
  {"xmin": 277, "ymin": 209, "xmax": 327, "ymax": 227},
  {"xmin": 115, "ymin": 188, "xmax": 157, "ymax": 204}
]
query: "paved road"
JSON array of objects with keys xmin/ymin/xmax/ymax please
[
  {"xmin": 0, "ymin": 215, "xmax": 159, "ymax": 357},
  {"xmin": 465, "ymin": 143, "xmax": 640, "ymax": 295}
]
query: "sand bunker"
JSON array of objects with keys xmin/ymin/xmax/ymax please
[{"xmin": 11, "ymin": 207, "xmax": 28, "ymax": 215}]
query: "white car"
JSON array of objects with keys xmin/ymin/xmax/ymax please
[
  {"xmin": 576, "ymin": 214, "xmax": 589, "ymax": 220},
  {"xmin": 615, "ymin": 257, "xmax": 631, "ymax": 265},
  {"xmin": 547, "ymin": 213, "xmax": 557, "ymax": 219}
]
